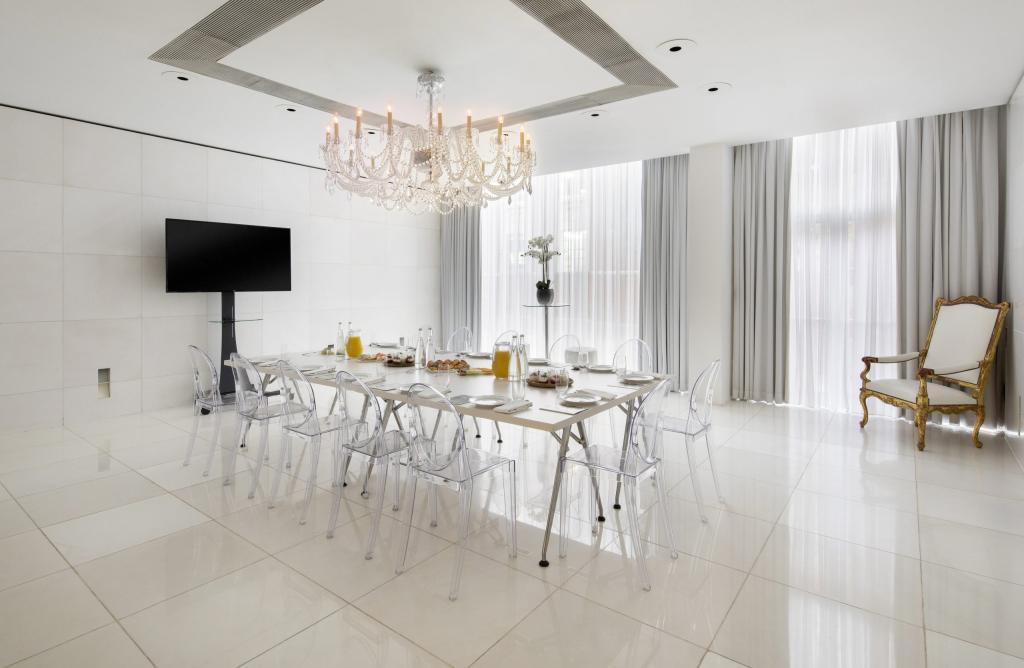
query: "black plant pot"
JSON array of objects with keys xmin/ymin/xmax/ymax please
[{"xmin": 536, "ymin": 286, "xmax": 554, "ymax": 305}]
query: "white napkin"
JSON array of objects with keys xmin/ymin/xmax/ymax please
[
  {"xmin": 494, "ymin": 399, "xmax": 533, "ymax": 414},
  {"xmin": 578, "ymin": 388, "xmax": 618, "ymax": 400}
]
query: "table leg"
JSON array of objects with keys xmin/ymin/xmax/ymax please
[
  {"xmin": 576, "ymin": 421, "xmax": 605, "ymax": 522},
  {"xmin": 613, "ymin": 399, "xmax": 635, "ymax": 509},
  {"xmin": 539, "ymin": 427, "xmax": 573, "ymax": 567}
]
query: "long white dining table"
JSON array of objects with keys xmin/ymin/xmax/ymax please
[{"xmin": 227, "ymin": 351, "xmax": 658, "ymax": 569}]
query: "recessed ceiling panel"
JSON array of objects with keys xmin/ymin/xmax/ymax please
[{"xmin": 221, "ymin": 0, "xmax": 620, "ymax": 123}]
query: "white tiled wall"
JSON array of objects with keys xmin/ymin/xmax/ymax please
[
  {"xmin": 1004, "ymin": 79, "xmax": 1024, "ymax": 436},
  {"xmin": 0, "ymin": 106, "xmax": 441, "ymax": 431}
]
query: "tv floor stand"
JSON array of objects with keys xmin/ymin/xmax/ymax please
[{"xmin": 207, "ymin": 291, "xmax": 261, "ymax": 405}]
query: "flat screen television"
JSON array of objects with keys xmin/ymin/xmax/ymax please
[{"xmin": 165, "ymin": 219, "xmax": 291, "ymax": 292}]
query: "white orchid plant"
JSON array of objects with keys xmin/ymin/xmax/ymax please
[{"xmin": 522, "ymin": 234, "xmax": 561, "ymax": 289}]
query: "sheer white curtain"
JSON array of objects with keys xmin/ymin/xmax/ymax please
[
  {"xmin": 479, "ymin": 161, "xmax": 642, "ymax": 362},
  {"xmin": 788, "ymin": 122, "xmax": 899, "ymax": 413}
]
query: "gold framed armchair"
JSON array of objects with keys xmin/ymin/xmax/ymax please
[{"xmin": 858, "ymin": 296, "xmax": 1009, "ymax": 451}]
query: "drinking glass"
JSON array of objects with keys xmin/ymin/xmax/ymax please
[
  {"xmin": 577, "ymin": 349, "xmax": 590, "ymax": 372},
  {"xmin": 554, "ymin": 366, "xmax": 572, "ymax": 400}
]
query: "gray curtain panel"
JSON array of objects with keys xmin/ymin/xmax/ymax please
[
  {"xmin": 730, "ymin": 139, "xmax": 793, "ymax": 402},
  {"xmin": 897, "ymin": 105, "xmax": 1006, "ymax": 423},
  {"xmin": 640, "ymin": 154, "xmax": 688, "ymax": 389},
  {"xmin": 440, "ymin": 206, "xmax": 482, "ymax": 351}
]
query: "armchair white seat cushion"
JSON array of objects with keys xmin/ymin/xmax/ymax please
[{"xmin": 865, "ymin": 378, "xmax": 974, "ymax": 406}]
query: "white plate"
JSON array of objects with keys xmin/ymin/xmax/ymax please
[
  {"xmin": 528, "ymin": 357, "xmax": 549, "ymax": 365},
  {"xmin": 371, "ymin": 342, "xmax": 398, "ymax": 348},
  {"xmin": 467, "ymin": 352, "xmax": 492, "ymax": 359},
  {"xmin": 622, "ymin": 373, "xmax": 656, "ymax": 385},
  {"xmin": 297, "ymin": 364, "xmax": 322, "ymax": 373},
  {"xmin": 469, "ymin": 394, "xmax": 510, "ymax": 408},
  {"xmin": 587, "ymin": 364, "xmax": 614, "ymax": 373},
  {"xmin": 560, "ymin": 391, "xmax": 601, "ymax": 407}
]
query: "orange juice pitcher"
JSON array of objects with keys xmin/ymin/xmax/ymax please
[
  {"xmin": 345, "ymin": 326, "xmax": 364, "ymax": 358},
  {"xmin": 492, "ymin": 339, "xmax": 512, "ymax": 379}
]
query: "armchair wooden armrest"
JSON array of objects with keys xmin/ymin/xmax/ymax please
[{"xmin": 863, "ymin": 352, "xmax": 919, "ymax": 364}]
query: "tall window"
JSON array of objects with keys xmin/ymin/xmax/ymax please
[
  {"xmin": 788, "ymin": 122, "xmax": 899, "ymax": 412},
  {"xmin": 479, "ymin": 161, "xmax": 642, "ymax": 362}
]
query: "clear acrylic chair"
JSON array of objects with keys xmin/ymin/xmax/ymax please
[
  {"xmin": 266, "ymin": 359, "xmax": 353, "ymax": 525},
  {"xmin": 559, "ymin": 378, "xmax": 676, "ymax": 591},
  {"xmin": 327, "ymin": 370, "xmax": 410, "ymax": 559},
  {"xmin": 444, "ymin": 326, "xmax": 474, "ymax": 355},
  {"xmin": 547, "ymin": 333, "xmax": 582, "ymax": 366},
  {"xmin": 395, "ymin": 383, "xmax": 517, "ymax": 601},
  {"xmin": 228, "ymin": 353, "xmax": 294, "ymax": 498},
  {"xmin": 607, "ymin": 337, "xmax": 655, "ymax": 438},
  {"xmin": 662, "ymin": 359, "xmax": 723, "ymax": 523},
  {"xmin": 182, "ymin": 345, "xmax": 235, "ymax": 479}
]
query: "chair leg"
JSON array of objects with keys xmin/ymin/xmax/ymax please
[
  {"xmin": 494, "ymin": 421, "xmax": 503, "ymax": 444},
  {"xmin": 654, "ymin": 470, "xmax": 678, "ymax": 559},
  {"xmin": 183, "ymin": 403, "xmax": 200, "ymax": 467},
  {"xmin": 395, "ymin": 476, "xmax": 418, "ymax": 574},
  {"xmin": 558, "ymin": 461, "xmax": 569, "ymax": 559},
  {"xmin": 684, "ymin": 434, "xmax": 708, "ymax": 523},
  {"xmin": 972, "ymin": 407, "xmax": 985, "ymax": 448},
  {"xmin": 201, "ymin": 408, "xmax": 223, "ymax": 477},
  {"xmin": 704, "ymin": 430, "xmax": 725, "ymax": 502},
  {"xmin": 267, "ymin": 430, "xmax": 290, "ymax": 509},
  {"xmin": 450, "ymin": 488, "xmax": 472, "ymax": 601},
  {"xmin": 327, "ymin": 450, "xmax": 351, "ymax": 539},
  {"xmin": 859, "ymin": 391, "xmax": 870, "ymax": 428},
  {"xmin": 429, "ymin": 485, "xmax": 439, "ymax": 527},
  {"xmin": 473, "ymin": 416, "xmax": 482, "ymax": 438},
  {"xmin": 391, "ymin": 454, "xmax": 402, "ymax": 512},
  {"xmin": 915, "ymin": 409, "xmax": 927, "ymax": 451},
  {"xmin": 225, "ymin": 415, "xmax": 246, "ymax": 486},
  {"xmin": 299, "ymin": 436, "xmax": 321, "ymax": 525},
  {"xmin": 623, "ymin": 479, "xmax": 651, "ymax": 591},
  {"xmin": 508, "ymin": 461, "xmax": 517, "ymax": 558},
  {"xmin": 247, "ymin": 421, "xmax": 270, "ymax": 499},
  {"xmin": 365, "ymin": 456, "xmax": 389, "ymax": 560}
]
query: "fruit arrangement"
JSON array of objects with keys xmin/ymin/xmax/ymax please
[
  {"xmin": 527, "ymin": 370, "xmax": 572, "ymax": 388},
  {"xmin": 427, "ymin": 359, "xmax": 470, "ymax": 372}
]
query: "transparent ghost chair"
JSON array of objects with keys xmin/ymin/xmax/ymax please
[
  {"xmin": 265, "ymin": 359, "xmax": 356, "ymax": 525},
  {"xmin": 558, "ymin": 379, "xmax": 676, "ymax": 591},
  {"xmin": 182, "ymin": 345, "xmax": 236, "ymax": 479},
  {"xmin": 606, "ymin": 337, "xmax": 655, "ymax": 439},
  {"xmin": 444, "ymin": 326, "xmax": 474, "ymax": 355},
  {"xmin": 547, "ymin": 333, "xmax": 582, "ymax": 367},
  {"xmin": 661, "ymin": 359, "xmax": 723, "ymax": 523},
  {"xmin": 228, "ymin": 353, "xmax": 295, "ymax": 498},
  {"xmin": 327, "ymin": 370, "xmax": 411, "ymax": 559},
  {"xmin": 482, "ymin": 329, "xmax": 520, "ymax": 443},
  {"xmin": 395, "ymin": 383, "xmax": 517, "ymax": 601}
]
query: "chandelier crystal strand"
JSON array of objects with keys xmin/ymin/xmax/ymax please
[{"xmin": 320, "ymin": 72, "xmax": 536, "ymax": 215}]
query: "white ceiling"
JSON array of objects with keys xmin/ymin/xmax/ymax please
[{"xmin": 1, "ymin": 0, "xmax": 1023, "ymax": 175}]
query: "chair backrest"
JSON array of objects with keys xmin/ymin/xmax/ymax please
[
  {"xmin": 547, "ymin": 333, "xmax": 582, "ymax": 365},
  {"xmin": 445, "ymin": 327, "xmax": 473, "ymax": 355},
  {"xmin": 187, "ymin": 345, "xmax": 221, "ymax": 406},
  {"xmin": 334, "ymin": 370, "xmax": 384, "ymax": 452},
  {"xmin": 493, "ymin": 329, "xmax": 519, "ymax": 347},
  {"xmin": 686, "ymin": 359, "xmax": 721, "ymax": 431},
  {"xmin": 613, "ymin": 338, "xmax": 653, "ymax": 375},
  {"xmin": 276, "ymin": 360, "xmax": 318, "ymax": 431},
  {"xmin": 402, "ymin": 383, "xmax": 469, "ymax": 477},
  {"xmin": 922, "ymin": 297, "xmax": 1009, "ymax": 386},
  {"xmin": 230, "ymin": 353, "xmax": 266, "ymax": 417},
  {"xmin": 627, "ymin": 379, "xmax": 672, "ymax": 465}
]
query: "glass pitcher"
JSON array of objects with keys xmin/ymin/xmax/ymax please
[
  {"xmin": 345, "ymin": 325, "xmax": 364, "ymax": 359},
  {"xmin": 492, "ymin": 338, "xmax": 513, "ymax": 379}
]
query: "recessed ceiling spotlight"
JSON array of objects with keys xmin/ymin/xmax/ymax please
[
  {"xmin": 657, "ymin": 38, "xmax": 696, "ymax": 55},
  {"xmin": 702, "ymin": 81, "xmax": 733, "ymax": 94},
  {"xmin": 274, "ymin": 103, "xmax": 299, "ymax": 113},
  {"xmin": 581, "ymin": 108, "xmax": 608, "ymax": 118},
  {"xmin": 161, "ymin": 70, "xmax": 190, "ymax": 82}
]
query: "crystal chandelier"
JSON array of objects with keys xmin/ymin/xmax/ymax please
[{"xmin": 320, "ymin": 72, "xmax": 536, "ymax": 215}]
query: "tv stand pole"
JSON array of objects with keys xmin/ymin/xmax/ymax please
[{"xmin": 219, "ymin": 290, "xmax": 237, "ymax": 397}]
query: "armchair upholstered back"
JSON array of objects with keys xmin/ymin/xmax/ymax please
[{"xmin": 923, "ymin": 300, "xmax": 1002, "ymax": 385}]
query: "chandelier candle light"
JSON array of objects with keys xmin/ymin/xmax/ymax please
[
  {"xmin": 320, "ymin": 72, "xmax": 537, "ymax": 215},
  {"xmin": 523, "ymin": 235, "xmax": 560, "ymax": 305}
]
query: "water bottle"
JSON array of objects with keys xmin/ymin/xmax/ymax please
[
  {"xmin": 516, "ymin": 335, "xmax": 530, "ymax": 381},
  {"xmin": 336, "ymin": 322, "xmax": 347, "ymax": 358},
  {"xmin": 414, "ymin": 328, "xmax": 426, "ymax": 369},
  {"xmin": 425, "ymin": 327, "xmax": 435, "ymax": 366}
]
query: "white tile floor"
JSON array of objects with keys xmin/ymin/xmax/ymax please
[{"xmin": 0, "ymin": 399, "xmax": 1023, "ymax": 667}]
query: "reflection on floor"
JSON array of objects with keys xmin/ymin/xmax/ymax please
[{"xmin": 1, "ymin": 397, "xmax": 1023, "ymax": 667}]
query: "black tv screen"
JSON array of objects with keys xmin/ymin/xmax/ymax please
[{"xmin": 165, "ymin": 219, "xmax": 291, "ymax": 293}]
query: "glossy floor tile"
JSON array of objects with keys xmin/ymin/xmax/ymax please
[
  {"xmin": 781, "ymin": 489, "xmax": 920, "ymax": 558},
  {"xmin": 918, "ymin": 515, "xmax": 1024, "ymax": 586},
  {"xmin": 0, "ymin": 530, "xmax": 67, "ymax": 591},
  {"xmin": 18, "ymin": 470, "xmax": 163, "ymax": 526},
  {"xmin": 121, "ymin": 558, "xmax": 342, "ymax": 667},
  {"xmin": 473, "ymin": 589, "xmax": 705, "ymax": 667},
  {"xmin": 925, "ymin": 630, "xmax": 1024, "ymax": 668},
  {"xmin": 11, "ymin": 623, "xmax": 151, "ymax": 668},
  {"xmin": 711, "ymin": 576, "xmax": 926, "ymax": 668},
  {"xmin": 0, "ymin": 498, "xmax": 35, "ymax": 538},
  {"xmin": 917, "ymin": 482, "xmax": 1024, "ymax": 536}
]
